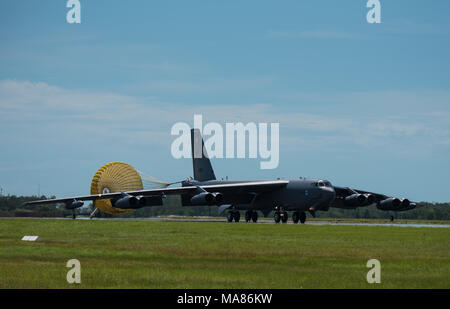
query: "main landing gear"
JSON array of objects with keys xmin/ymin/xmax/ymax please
[
  {"xmin": 273, "ymin": 207, "xmax": 307, "ymax": 224},
  {"xmin": 292, "ymin": 211, "xmax": 306, "ymax": 224},
  {"xmin": 227, "ymin": 210, "xmax": 259, "ymax": 223},
  {"xmin": 244, "ymin": 210, "xmax": 258, "ymax": 223},
  {"xmin": 226, "ymin": 210, "xmax": 240, "ymax": 222}
]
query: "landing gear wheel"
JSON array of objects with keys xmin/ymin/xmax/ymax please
[
  {"xmin": 233, "ymin": 211, "xmax": 240, "ymax": 222},
  {"xmin": 281, "ymin": 211, "xmax": 288, "ymax": 223},
  {"xmin": 299, "ymin": 212, "xmax": 306, "ymax": 224},
  {"xmin": 292, "ymin": 212, "xmax": 299, "ymax": 224},
  {"xmin": 251, "ymin": 211, "xmax": 258, "ymax": 223},
  {"xmin": 245, "ymin": 210, "xmax": 252, "ymax": 223},
  {"xmin": 226, "ymin": 211, "xmax": 234, "ymax": 222},
  {"xmin": 274, "ymin": 211, "xmax": 281, "ymax": 223}
]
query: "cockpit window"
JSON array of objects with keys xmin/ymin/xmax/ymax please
[{"xmin": 316, "ymin": 180, "xmax": 332, "ymax": 187}]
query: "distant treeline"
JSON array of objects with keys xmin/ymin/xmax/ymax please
[{"xmin": 1, "ymin": 195, "xmax": 449, "ymax": 220}]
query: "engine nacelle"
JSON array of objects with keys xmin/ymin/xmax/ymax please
[
  {"xmin": 113, "ymin": 194, "xmax": 140, "ymax": 209},
  {"xmin": 397, "ymin": 198, "xmax": 410, "ymax": 210},
  {"xmin": 344, "ymin": 194, "xmax": 367, "ymax": 207},
  {"xmin": 397, "ymin": 201, "xmax": 416, "ymax": 211},
  {"xmin": 112, "ymin": 194, "xmax": 164, "ymax": 209},
  {"xmin": 376, "ymin": 197, "xmax": 409, "ymax": 211},
  {"xmin": 190, "ymin": 192, "xmax": 223, "ymax": 205},
  {"xmin": 65, "ymin": 200, "xmax": 84, "ymax": 210},
  {"xmin": 364, "ymin": 194, "xmax": 376, "ymax": 205},
  {"xmin": 214, "ymin": 192, "xmax": 224, "ymax": 204}
]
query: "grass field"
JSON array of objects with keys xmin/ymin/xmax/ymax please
[{"xmin": 0, "ymin": 218, "xmax": 449, "ymax": 288}]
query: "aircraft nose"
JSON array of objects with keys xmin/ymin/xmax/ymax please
[
  {"xmin": 310, "ymin": 186, "xmax": 336, "ymax": 212},
  {"xmin": 321, "ymin": 186, "xmax": 336, "ymax": 203}
]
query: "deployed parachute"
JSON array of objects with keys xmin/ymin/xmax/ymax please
[{"xmin": 90, "ymin": 162, "xmax": 169, "ymax": 214}]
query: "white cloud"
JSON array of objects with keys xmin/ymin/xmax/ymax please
[{"xmin": 1, "ymin": 79, "xmax": 449, "ymax": 155}]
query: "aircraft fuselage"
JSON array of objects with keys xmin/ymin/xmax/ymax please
[{"xmin": 181, "ymin": 178, "xmax": 336, "ymax": 215}]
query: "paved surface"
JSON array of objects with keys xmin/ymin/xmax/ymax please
[{"xmin": 3, "ymin": 216, "xmax": 449, "ymax": 228}]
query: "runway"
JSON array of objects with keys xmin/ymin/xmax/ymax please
[
  {"xmin": 76, "ymin": 216, "xmax": 450, "ymax": 228},
  {"xmin": 2, "ymin": 216, "xmax": 449, "ymax": 228}
]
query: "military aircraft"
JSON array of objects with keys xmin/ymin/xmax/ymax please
[{"xmin": 24, "ymin": 129, "xmax": 418, "ymax": 223}]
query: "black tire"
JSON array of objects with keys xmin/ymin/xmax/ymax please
[
  {"xmin": 245, "ymin": 211, "xmax": 252, "ymax": 222},
  {"xmin": 251, "ymin": 211, "xmax": 258, "ymax": 223},
  {"xmin": 233, "ymin": 211, "xmax": 240, "ymax": 222},
  {"xmin": 274, "ymin": 212, "xmax": 281, "ymax": 223},
  {"xmin": 292, "ymin": 212, "xmax": 299, "ymax": 224},
  {"xmin": 226, "ymin": 211, "xmax": 233, "ymax": 222},
  {"xmin": 281, "ymin": 211, "xmax": 288, "ymax": 223},
  {"xmin": 300, "ymin": 212, "xmax": 306, "ymax": 224}
]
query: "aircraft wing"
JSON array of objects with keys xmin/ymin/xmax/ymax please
[
  {"xmin": 23, "ymin": 180, "xmax": 289, "ymax": 207},
  {"xmin": 331, "ymin": 186, "xmax": 418, "ymax": 211}
]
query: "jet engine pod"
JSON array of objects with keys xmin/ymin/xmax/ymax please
[
  {"xmin": 397, "ymin": 198, "xmax": 410, "ymax": 210},
  {"xmin": 377, "ymin": 197, "xmax": 402, "ymax": 210},
  {"xmin": 397, "ymin": 201, "xmax": 416, "ymax": 211},
  {"xmin": 65, "ymin": 200, "xmax": 84, "ymax": 210},
  {"xmin": 364, "ymin": 194, "xmax": 376, "ymax": 205},
  {"xmin": 190, "ymin": 192, "xmax": 222, "ymax": 205},
  {"xmin": 344, "ymin": 193, "xmax": 367, "ymax": 207},
  {"xmin": 111, "ymin": 194, "xmax": 165, "ymax": 210},
  {"xmin": 214, "ymin": 192, "xmax": 224, "ymax": 204},
  {"xmin": 113, "ymin": 194, "xmax": 139, "ymax": 209}
]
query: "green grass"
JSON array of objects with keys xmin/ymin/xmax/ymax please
[{"xmin": 0, "ymin": 218, "xmax": 449, "ymax": 288}]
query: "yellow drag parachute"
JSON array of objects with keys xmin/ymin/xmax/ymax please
[{"xmin": 90, "ymin": 162, "xmax": 169, "ymax": 214}]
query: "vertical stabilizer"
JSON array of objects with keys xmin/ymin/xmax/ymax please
[{"xmin": 191, "ymin": 129, "xmax": 216, "ymax": 181}]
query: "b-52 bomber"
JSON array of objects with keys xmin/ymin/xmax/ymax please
[{"xmin": 25, "ymin": 129, "xmax": 418, "ymax": 223}]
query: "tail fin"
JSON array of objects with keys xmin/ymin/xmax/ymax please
[{"xmin": 191, "ymin": 129, "xmax": 216, "ymax": 181}]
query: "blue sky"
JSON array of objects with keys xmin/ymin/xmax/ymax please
[{"xmin": 0, "ymin": 1, "xmax": 449, "ymax": 202}]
